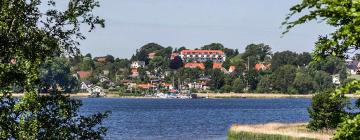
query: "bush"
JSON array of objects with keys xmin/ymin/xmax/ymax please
[
  {"xmin": 307, "ymin": 91, "xmax": 348, "ymax": 130},
  {"xmin": 333, "ymin": 114, "xmax": 360, "ymax": 140}
]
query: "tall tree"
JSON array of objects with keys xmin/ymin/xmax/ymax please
[
  {"xmin": 284, "ymin": 1, "xmax": 360, "ymax": 138},
  {"xmin": 0, "ymin": 0, "xmax": 108, "ymax": 139}
]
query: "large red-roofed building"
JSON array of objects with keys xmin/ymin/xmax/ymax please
[{"xmin": 180, "ymin": 50, "xmax": 226, "ymax": 63}]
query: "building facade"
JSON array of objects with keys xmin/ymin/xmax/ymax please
[{"xmin": 180, "ymin": 50, "xmax": 226, "ymax": 63}]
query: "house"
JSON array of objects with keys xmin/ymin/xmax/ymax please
[
  {"xmin": 131, "ymin": 61, "xmax": 146, "ymax": 69},
  {"xmin": 137, "ymin": 83, "xmax": 156, "ymax": 90},
  {"xmin": 131, "ymin": 68, "xmax": 139, "ymax": 77},
  {"xmin": 184, "ymin": 63, "xmax": 205, "ymax": 69},
  {"xmin": 346, "ymin": 60, "xmax": 359, "ymax": 74},
  {"xmin": 180, "ymin": 50, "xmax": 226, "ymax": 63},
  {"xmin": 255, "ymin": 63, "xmax": 271, "ymax": 71},
  {"xmin": 103, "ymin": 70, "xmax": 110, "ymax": 76},
  {"xmin": 80, "ymin": 81, "xmax": 93, "ymax": 91},
  {"xmin": 161, "ymin": 83, "xmax": 174, "ymax": 90},
  {"xmin": 332, "ymin": 74, "xmax": 341, "ymax": 85},
  {"xmin": 213, "ymin": 62, "xmax": 223, "ymax": 69},
  {"xmin": 77, "ymin": 71, "xmax": 92, "ymax": 79},
  {"xmin": 94, "ymin": 56, "xmax": 107, "ymax": 63},
  {"xmin": 148, "ymin": 52, "xmax": 157, "ymax": 59},
  {"xmin": 229, "ymin": 66, "xmax": 236, "ymax": 73}
]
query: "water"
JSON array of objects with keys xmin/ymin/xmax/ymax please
[{"xmin": 80, "ymin": 98, "xmax": 311, "ymax": 140}]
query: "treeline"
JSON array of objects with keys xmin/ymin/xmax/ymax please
[{"xmin": 35, "ymin": 42, "xmax": 350, "ymax": 94}]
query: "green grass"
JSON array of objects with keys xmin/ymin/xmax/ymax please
[{"xmin": 228, "ymin": 131, "xmax": 318, "ymax": 140}]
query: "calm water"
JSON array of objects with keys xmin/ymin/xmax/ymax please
[{"xmin": 80, "ymin": 98, "xmax": 311, "ymax": 140}]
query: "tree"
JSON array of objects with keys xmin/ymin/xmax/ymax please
[
  {"xmin": 201, "ymin": 43, "xmax": 225, "ymax": 50},
  {"xmin": 284, "ymin": 0, "xmax": 360, "ymax": 137},
  {"xmin": 271, "ymin": 51, "xmax": 298, "ymax": 71},
  {"xmin": 308, "ymin": 91, "xmax": 348, "ymax": 130},
  {"xmin": 293, "ymin": 69, "xmax": 314, "ymax": 94},
  {"xmin": 312, "ymin": 70, "xmax": 334, "ymax": 92},
  {"xmin": 39, "ymin": 57, "xmax": 79, "ymax": 93},
  {"xmin": 204, "ymin": 60, "xmax": 213, "ymax": 70},
  {"xmin": 169, "ymin": 56, "xmax": 184, "ymax": 70},
  {"xmin": 271, "ymin": 65, "xmax": 297, "ymax": 93},
  {"xmin": 256, "ymin": 75, "xmax": 272, "ymax": 93},
  {"xmin": 208, "ymin": 69, "xmax": 225, "ymax": 90},
  {"xmin": 242, "ymin": 43, "xmax": 272, "ymax": 63},
  {"xmin": 0, "ymin": 0, "xmax": 108, "ymax": 139},
  {"xmin": 79, "ymin": 57, "xmax": 95, "ymax": 71},
  {"xmin": 232, "ymin": 78, "xmax": 246, "ymax": 93}
]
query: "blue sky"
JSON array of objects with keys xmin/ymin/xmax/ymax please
[{"xmin": 77, "ymin": 0, "xmax": 334, "ymax": 58}]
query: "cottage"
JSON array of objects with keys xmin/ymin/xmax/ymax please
[
  {"xmin": 77, "ymin": 71, "xmax": 92, "ymax": 79},
  {"xmin": 131, "ymin": 61, "xmax": 146, "ymax": 69}
]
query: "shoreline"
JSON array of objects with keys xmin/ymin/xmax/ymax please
[
  {"xmin": 5, "ymin": 93, "xmax": 360, "ymax": 99},
  {"xmin": 228, "ymin": 123, "xmax": 333, "ymax": 140}
]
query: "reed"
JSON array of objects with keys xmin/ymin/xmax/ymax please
[{"xmin": 228, "ymin": 123, "xmax": 333, "ymax": 140}]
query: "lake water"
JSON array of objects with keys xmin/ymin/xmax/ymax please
[{"xmin": 80, "ymin": 98, "xmax": 311, "ymax": 140}]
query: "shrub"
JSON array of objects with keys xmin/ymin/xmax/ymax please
[
  {"xmin": 307, "ymin": 91, "xmax": 348, "ymax": 130},
  {"xmin": 333, "ymin": 114, "xmax": 360, "ymax": 140}
]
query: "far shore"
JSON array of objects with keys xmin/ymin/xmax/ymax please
[
  {"xmin": 5, "ymin": 93, "xmax": 360, "ymax": 99},
  {"xmin": 228, "ymin": 123, "xmax": 333, "ymax": 140}
]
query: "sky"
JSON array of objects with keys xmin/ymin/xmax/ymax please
[{"xmin": 75, "ymin": 0, "xmax": 334, "ymax": 59}]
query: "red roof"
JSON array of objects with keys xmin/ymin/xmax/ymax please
[
  {"xmin": 77, "ymin": 71, "xmax": 92, "ymax": 79},
  {"xmin": 229, "ymin": 66, "xmax": 236, "ymax": 72},
  {"xmin": 213, "ymin": 63, "xmax": 223, "ymax": 69},
  {"xmin": 255, "ymin": 63, "xmax": 271, "ymax": 71},
  {"xmin": 181, "ymin": 50, "xmax": 225, "ymax": 55},
  {"xmin": 184, "ymin": 63, "xmax": 205, "ymax": 69},
  {"xmin": 137, "ymin": 84, "xmax": 156, "ymax": 89}
]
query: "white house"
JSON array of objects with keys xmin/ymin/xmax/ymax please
[
  {"xmin": 131, "ymin": 61, "xmax": 146, "ymax": 69},
  {"xmin": 332, "ymin": 74, "xmax": 341, "ymax": 85}
]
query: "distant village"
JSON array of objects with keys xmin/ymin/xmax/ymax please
[{"xmin": 38, "ymin": 42, "xmax": 360, "ymax": 96}]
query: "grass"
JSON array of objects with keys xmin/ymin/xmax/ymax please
[
  {"xmin": 228, "ymin": 131, "xmax": 317, "ymax": 140},
  {"xmin": 228, "ymin": 123, "xmax": 333, "ymax": 140}
]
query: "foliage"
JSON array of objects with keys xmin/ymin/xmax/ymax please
[
  {"xmin": 333, "ymin": 114, "xmax": 360, "ymax": 140},
  {"xmin": 0, "ymin": 0, "xmax": 108, "ymax": 139},
  {"xmin": 242, "ymin": 43, "xmax": 272, "ymax": 63},
  {"xmin": 271, "ymin": 65, "xmax": 297, "ymax": 93},
  {"xmin": 293, "ymin": 69, "xmax": 314, "ymax": 94},
  {"xmin": 0, "ymin": 93, "xmax": 109, "ymax": 139},
  {"xmin": 169, "ymin": 56, "xmax": 183, "ymax": 70},
  {"xmin": 256, "ymin": 75, "xmax": 272, "ymax": 93},
  {"xmin": 307, "ymin": 91, "xmax": 348, "ymax": 130},
  {"xmin": 39, "ymin": 57, "xmax": 79, "ymax": 93}
]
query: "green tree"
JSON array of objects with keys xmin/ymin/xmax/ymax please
[
  {"xmin": 169, "ymin": 56, "xmax": 184, "ymax": 70},
  {"xmin": 79, "ymin": 57, "xmax": 95, "ymax": 71},
  {"xmin": 232, "ymin": 78, "xmax": 246, "ymax": 93},
  {"xmin": 204, "ymin": 60, "xmax": 213, "ymax": 70},
  {"xmin": 271, "ymin": 51, "xmax": 298, "ymax": 71},
  {"xmin": 207, "ymin": 69, "xmax": 225, "ymax": 90},
  {"xmin": 308, "ymin": 91, "xmax": 348, "ymax": 131},
  {"xmin": 293, "ymin": 69, "xmax": 314, "ymax": 94},
  {"xmin": 201, "ymin": 43, "xmax": 225, "ymax": 50},
  {"xmin": 39, "ymin": 57, "xmax": 79, "ymax": 93},
  {"xmin": 271, "ymin": 65, "xmax": 297, "ymax": 93},
  {"xmin": 0, "ymin": 0, "xmax": 108, "ymax": 139},
  {"xmin": 242, "ymin": 43, "xmax": 272, "ymax": 63},
  {"xmin": 284, "ymin": 0, "xmax": 360, "ymax": 137},
  {"xmin": 256, "ymin": 75, "xmax": 272, "ymax": 93}
]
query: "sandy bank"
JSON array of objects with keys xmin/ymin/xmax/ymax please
[{"xmin": 229, "ymin": 123, "xmax": 333, "ymax": 140}]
